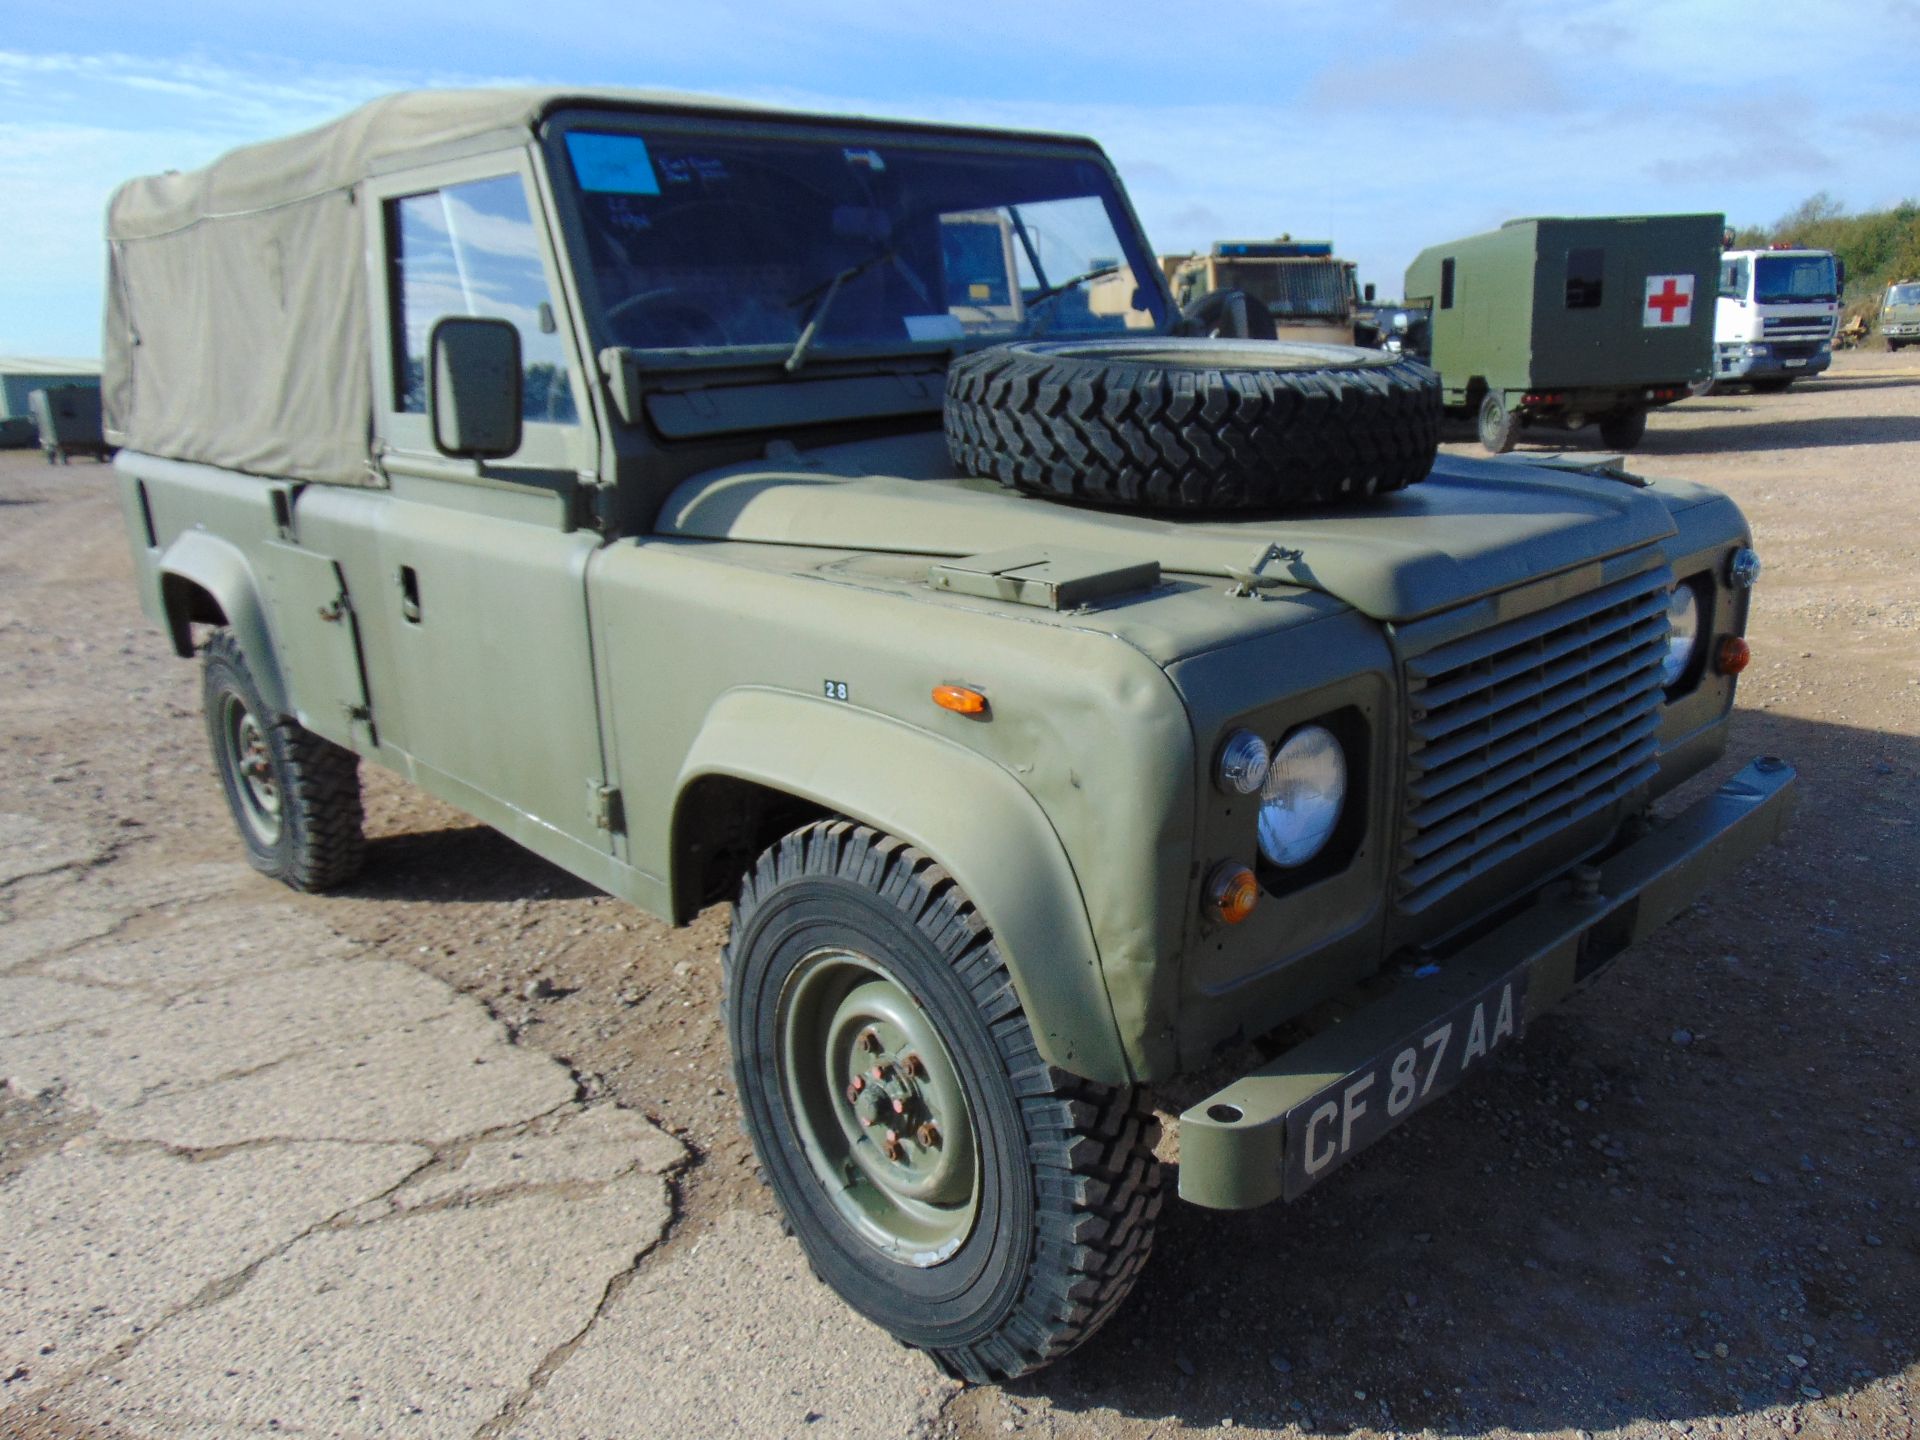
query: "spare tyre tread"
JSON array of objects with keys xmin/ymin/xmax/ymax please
[{"xmin": 947, "ymin": 341, "xmax": 1440, "ymax": 512}]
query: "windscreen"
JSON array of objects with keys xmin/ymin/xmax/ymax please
[
  {"xmin": 555, "ymin": 126, "xmax": 1165, "ymax": 353},
  {"xmin": 1214, "ymin": 259, "xmax": 1353, "ymax": 319},
  {"xmin": 1888, "ymin": 283, "xmax": 1920, "ymax": 305},
  {"xmin": 1754, "ymin": 253, "xmax": 1837, "ymax": 304}
]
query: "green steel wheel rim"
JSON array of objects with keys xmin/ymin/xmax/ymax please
[
  {"xmin": 778, "ymin": 946, "xmax": 980, "ymax": 1267},
  {"xmin": 219, "ymin": 692, "xmax": 282, "ymax": 847}
]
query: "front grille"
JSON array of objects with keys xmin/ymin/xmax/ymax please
[
  {"xmin": 1763, "ymin": 316, "xmax": 1834, "ymax": 336},
  {"xmin": 1397, "ymin": 567, "xmax": 1672, "ymax": 913}
]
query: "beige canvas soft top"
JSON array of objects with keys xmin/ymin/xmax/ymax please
[
  {"xmin": 102, "ymin": 88, "xmax": 767, "ymax": 485},
  {"xmin": 105, "ymin": 87, "xmax": 1081, "ymax": 487}
]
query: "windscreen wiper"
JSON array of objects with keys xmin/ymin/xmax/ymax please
[
  {"xmin": 1024, "ymin": 264, "xmax": 1122, "ymax": 312},
  {"xmin": 784, "ymin": 248, "xmax": 899, "ymax": 374}
]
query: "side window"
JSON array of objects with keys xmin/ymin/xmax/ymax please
[
  {"xmin": 389, "ymin": 175, "xmax": 577, "ymax": 425},
  {"xmin": 1719, "ymin": 259, "xmax": 1748, "ymax": 299},
  {"xmin": 1439, "ymin": 257, "xmax": 1455, "ymax": 310},
  {"xmin": 1565, "ymin": 247, "xmax": 1605, "ymax": 309}
]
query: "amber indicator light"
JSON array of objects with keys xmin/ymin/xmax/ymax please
[
  {"xmin": 932, "ymin": 684, "xmax": 988, "ymax": 716},
  {"xmin": 1715, "ymin": 636, "xmax": 1751, "ymax": 675},
  {"xmin": 1207, "ymin": 863, "xmax": 1260, "ymax": 924}
]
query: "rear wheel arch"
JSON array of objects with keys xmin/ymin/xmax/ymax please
[
  {"xmin": 667, "ymin": 690, "xmax": 1133, "ymax": 1086},
  {"xmin": 155, "ymin": 532, "xmax": 290, "ymax": 715}
]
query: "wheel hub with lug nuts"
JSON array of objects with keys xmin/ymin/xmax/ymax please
[
  {"xmin": 222, "ymin": 696, "xmax": 281, "ymax": 844},
  {"xmin": 779, "ymin": 949, "xmax": 979, "ymax": 1264},
  {"xmin": 844, "ymin": 1030, "xmax": 949, "ymax": 1183}
]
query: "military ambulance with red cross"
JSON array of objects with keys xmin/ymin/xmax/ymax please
[{"xmin": 1401, "ymin": 213, "xmax": 1721, "ymax": 453}]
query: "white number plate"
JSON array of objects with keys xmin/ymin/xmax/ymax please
[{"xmin": 1281, "ymin": 974, "xmax": 1525, "ymax": 1199}]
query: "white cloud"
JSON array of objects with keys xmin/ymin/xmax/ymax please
[{"xmin": 3, "ymin": 6, "xmax": 1917, "ymax": 354}]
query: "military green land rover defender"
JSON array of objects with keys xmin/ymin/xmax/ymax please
[{"xmin": 106, "ymin": 89, "xmax": 1794, "ymax": 1381}]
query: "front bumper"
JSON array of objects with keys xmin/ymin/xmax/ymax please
[
  {"xmin": 1714, "ymin": 344, "xmax": 1831, "ymax": 380},
  {"xmin": 1177, "ymin": 756, "xmax": 1797, "ymax": 1210}
]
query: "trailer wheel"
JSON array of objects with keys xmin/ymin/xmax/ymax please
[
  {"xmin": 945, "ymin": 337, "xmax": 1439, "ymax": 511},
  {"xmin": 1598, "ymin": 408, "xmax": 1647, "ymax": 450},
  {"xmin": 1477, "ymin": 391, "xmax": 1519, "ymax": 453},
  {"xmin": 726, "ymin": 821, "xmax": 1162, "ymax": 1381}
]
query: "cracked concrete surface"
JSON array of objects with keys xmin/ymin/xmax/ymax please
[
  {"xmin": 0, "ymin": 455, "xmax": 956, "ymax": 1440},
  {"xmin": 503, "ymin": 1210, "xmax": 949, "ymax": 1440},
  {"xmin": 0, "ymin": 822, "xmax": 684, "ymax": 1435}
]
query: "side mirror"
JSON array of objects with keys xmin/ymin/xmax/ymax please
[
  {"xmin": 1364, "ymin": 282, "xmax": 1377, "ymax": 303},
  {"xmin": 429, "ymin": 316, "xmax": 522, "ymax": 460}
]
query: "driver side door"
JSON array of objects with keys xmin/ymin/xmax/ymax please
[{"xmin": 351, "ymin": 153, "xmax": 617, "ymax": 876}]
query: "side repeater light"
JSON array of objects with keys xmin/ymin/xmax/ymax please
[
  {"xmin": 1715, "ymin": 636, "xmax": 1751, "ymax": 676},
  {"xmin": 932, "ymin": 683, "xmax": 988, "ymax": 716}
]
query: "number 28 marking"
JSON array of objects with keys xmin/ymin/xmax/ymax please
[{"xmin": 823, "ymin": 680, "xmax": 850, "ymax": 701}]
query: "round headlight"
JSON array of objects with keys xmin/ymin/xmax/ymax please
[
  {"xmin": 1257, "ymin": 725, "xmax": 1347, "ymax": 868},
  {"xmin": 1662, "ymin": 583, "xmax": 1702, "ymax": 687},
  {"xmin": 1215, "ymin": 729, "xmax": 1271, "ymax": 796},
  {"xmin": 1391, "ymin": 312, "xmax": 1410, "ymax": 333}
]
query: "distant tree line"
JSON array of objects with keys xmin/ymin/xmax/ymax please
[{"xmin": 1731, "ymin": 192, "xmax": 1920, "ymax": 316}]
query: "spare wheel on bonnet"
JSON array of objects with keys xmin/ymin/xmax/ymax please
[{"xmin": 944, "ymin": 338, "xmax": 1441, "ymax": 512}]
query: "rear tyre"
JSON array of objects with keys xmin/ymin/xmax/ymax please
[
  {"xmin": 726, "ymin": 821, "xmax": 1162, "ymax": 1381},
  {"xmin": 203, "ymin": 630, "xmax": 365, "ymax": 891},
  {"xmin": 1598, "ymin": 408, "xmax": 1648, "ymax": 450},
  {"xmin": 1688, "ymin": 376, "xmax": 1718, "ymax": 397},
  {"xmin": 1477, "ymin": 391, "xmax": 1519, "ymax": 453}
]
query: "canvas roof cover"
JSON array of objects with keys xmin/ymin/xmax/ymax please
[{"xmin": 105, "ymin": 87, "xmax": 1088, "ymax": 486}]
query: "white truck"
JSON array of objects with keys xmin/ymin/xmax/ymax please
[{"xmin": 1698, "ymin": 246, "xmax": 1840, "ymax": 393}]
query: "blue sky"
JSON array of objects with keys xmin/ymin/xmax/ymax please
[{"xmin": 5, "ymin": 0, "xmax": 1918, "ymax": 357}]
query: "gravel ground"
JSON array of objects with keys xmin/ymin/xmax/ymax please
[{"xmin": 2, "ymin": 349, "xmax": 1916, "ymax": 1439}]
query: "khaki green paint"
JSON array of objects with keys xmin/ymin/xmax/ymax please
[
  {"xmin": 589, "ymin": 538, "xmax": 1200, "ymax": 1082},
  {"xmin": 668, "ymin": 689, "xmax": 1133, "ymax": 1081},
  {"xmin": 657, "ymin": 431, "xmax": 1687, "ymax": 626},
  {"xmin": 1177, "ymin": 756, "xmax": 1797, "ymax": 1209},
  {"xmin": 257, "ymin": 543, "xmax": 376, "ymax": 750},
  {"xmin": 111, "ymin": 94, "xmax": 1780, "ymax": 1119},
  {"xmin": 1406, "ymin": 214, "xmax": 1721, "ymax": 407}
]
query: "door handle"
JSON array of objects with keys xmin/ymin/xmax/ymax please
[{"xmin": 398, "ymin": 566, "xmax": 422, "ymax": 624}]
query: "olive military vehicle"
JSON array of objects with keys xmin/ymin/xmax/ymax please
[
  {"xmin": 1404, "ymin": 214, "xmax": 1721, "ymax": 453},
  {"xmin": 1700, "ymin": 246, "xmax": 1840, "ymax": 390},
  {"xmin": 1879, "ymin": 280, "xmax": 1920, "ymax": 351},
  {"xmin": 106, "ymin": 90, "xmax": 1793, "ymax": 1381},
  {"xmin": 1164, "ymin": 239, "xmax": 1366, "ymax": 345}
]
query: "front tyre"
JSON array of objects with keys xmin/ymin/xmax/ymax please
[
  {"xmin": 725, "ymin": 822, "xmax": 1161, "ymax": 1381},
  {"xmin": 203, "ymin": 630, "xmax": 365, "ymax": 891}
]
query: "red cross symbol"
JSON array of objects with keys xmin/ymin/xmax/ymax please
[{"xmin": 1647, "ymin": 278, "xmax": 1689, "ymax": 323}]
